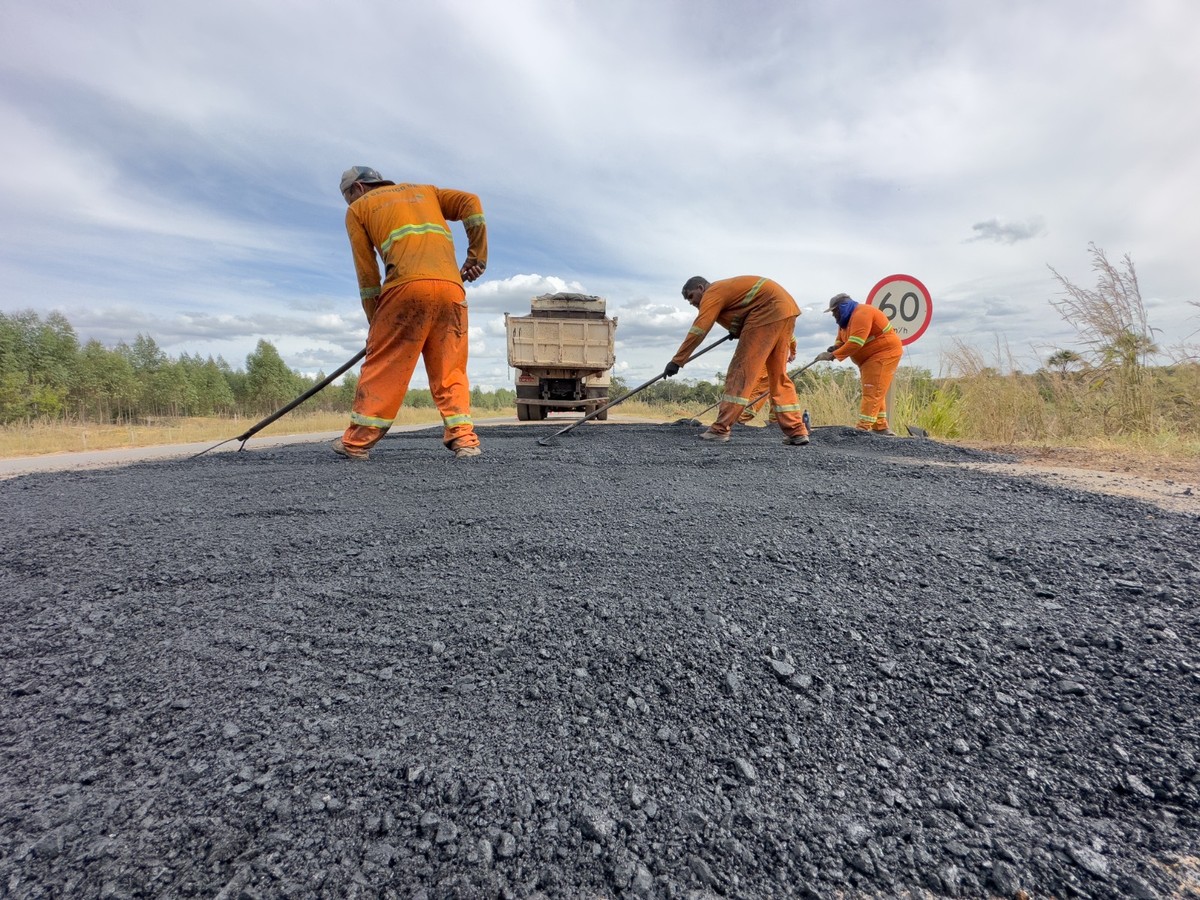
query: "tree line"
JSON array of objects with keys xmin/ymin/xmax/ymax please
[{"xmin": 0, "ymin": 310, "xmax": 517, "ymax": 425}]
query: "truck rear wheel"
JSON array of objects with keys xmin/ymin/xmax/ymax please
[
  {"xmin": 516, "ymin": 403, "xmax": 532, "ymax": 422},
  {"xmin": 588, "ymin": 390, "xmax": 609, "ymax": 420}
]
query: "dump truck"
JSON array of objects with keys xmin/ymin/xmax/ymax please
[{"xmin": 505, "ymin": 292, "xmax": 618, "ymax": 421}]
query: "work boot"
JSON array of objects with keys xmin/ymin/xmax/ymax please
[
  {"xmin": 331, "ymin": 437, "xmax": 369, "ymax": 460},
  {"xmin": 872, "ymin": 428, "xmax": 897, "ymax": 436},
  {"xmin": 783, "ymin": 433, "xmax": 810, "ymax": 446},
  {"xmin": 699, "ymin": 429, "xmax": 730, "ymax": 443},
  {"xmin": 454, "ymin": 445, "xmax": 483, "ymax": 459}
]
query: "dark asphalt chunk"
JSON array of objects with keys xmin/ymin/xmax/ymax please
[{"xmin": 1, "ymin": 424, "xmax": 1196, "ymax": 899}]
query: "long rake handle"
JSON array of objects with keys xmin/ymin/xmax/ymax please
[
  {"xmin": 235, "ymin": 347, "xmax": 367, "ymax": 443},
  {"xmin": 192, "ymin": 346, "xmax": 367, "ymax": 458},
  {"xmin": 537, "ymin": 333, "xmax": 733, "ymax": 445}
]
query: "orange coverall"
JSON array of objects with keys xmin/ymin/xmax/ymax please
[
  {"xmin": 671, "ymin": 276, "xmax": 807, "ymax": 439},
  {"xmin": 743, "ymin": 336, "xmax": 797, "ymax": 423},
  {"xmin": 341, "ymin": 183, "xmax": 487, "ymax": 454},
  {"xmin": 831, "ymin": 303, "xmax": 904, "ymax": 431}
]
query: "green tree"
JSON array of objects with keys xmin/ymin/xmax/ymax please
[
  {"xmin": 1045, "ymin": 348, "xmax": 1083, "ymax": 375},
  {"xmin": 335, "ymin": 371, "xmax": 359, "ymax": 409},
  {"xmin": 73, "ymin": 340, "xmax": 139, "ymax": 421},
  {"xmin": 123, "ymin": 333, "xmax": 168, "ymax": 374},
  {"xmin": 0, "ymin": 310, "xmax": 79, "ymax": 421},
  {"xmin": 245, "ymin": 340, "xmax": 303, "ymax": 413},
  {"xmin": 146, "ymin": 361, "xmax": 199, "ymax": 416}
]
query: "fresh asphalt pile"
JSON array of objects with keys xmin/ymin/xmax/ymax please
[{"xmin": 1, "ymin": 423, "xmax": 1197, "ymax": 899}]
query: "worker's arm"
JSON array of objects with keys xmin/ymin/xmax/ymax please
[
  {"xmin": 437, "ymin": 188, "xmax": 488, "ymax": 281},
  {"xmin": 816, "ymin": 329, "xmax": 849, "ymax": 362},
  {"xmin": 832, "ymin": 315, "xmax": 869, "ymax": 361},
  {"xmin": 345, "ymin": 209, "xmax": 382, "ymax": 321},
  {"xmin": 670, "ymin": 294, "xmax": 727, "ymax": 366}
]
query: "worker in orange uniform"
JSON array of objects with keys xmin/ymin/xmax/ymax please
[
  {"xmin": 333, "ymin": 166, "xmax": 488, "ymax": 461},
  {"xmin": 816, "ymin": 292, "xmax": 903, "ymax": 434},
  {"xmin": 665, "ymin": 276, "xmax": 810, "ymax": 445},
  {"xmin": 741, "ymin": 335, "xmax": 797, "ymax": 425}
]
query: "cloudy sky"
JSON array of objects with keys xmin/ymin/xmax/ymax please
[{"xmin": 2, "ymin": 0, "xmax": 1198, "ymax": 390}]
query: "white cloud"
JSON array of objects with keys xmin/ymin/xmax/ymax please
[
  {"xmin": 968, "ymin": 218, "xmax": 1047, "ymax": 245},
  {"xmin": 1, "ymin": 0, "xmax": 1198, "ymax": 396}
]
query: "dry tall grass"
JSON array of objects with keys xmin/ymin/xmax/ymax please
[{"xmin": 0, "ymin": 408, "xmax": 459, "ymax": 458}]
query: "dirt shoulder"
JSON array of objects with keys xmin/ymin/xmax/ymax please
[{"xmin": 932, "ymin": 441, "xmax": 1200, "ymax": 516}]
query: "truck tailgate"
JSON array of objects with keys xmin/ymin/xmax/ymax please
[{"xmin": 506, "ymin": 316, "xmax": 616, "ymax": 370}]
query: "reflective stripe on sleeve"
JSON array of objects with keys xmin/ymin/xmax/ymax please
[
  {"xmin": 464, "ymin": 214, "xmax": 485, "ymax": 228},
  {"xmin": 848, "ymin": 335, "xmax": 867, "ymax": 347},
  {"xmin": 688, "ymin": 326, "xmax": 706, "ymax": 337},
  {"xmin": 360, "ymin": 286, "xmax": 381, "ymax": 300}
]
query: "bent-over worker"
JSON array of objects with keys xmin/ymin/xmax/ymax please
[
  {"xmin": 333, "ymin": 166, "xmax": 488, "ymax": 461},
  {"xmin": 665, "ymin": 276, "xmax": 810, "ymax": 445},
  {"xmin": 815, "ymin": 292, "xmax": 903, "ymax": 434}
]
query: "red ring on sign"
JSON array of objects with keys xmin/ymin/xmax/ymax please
[{"xmin": 865, "ymin": 274, "xmax": 933, "ymax": 346}]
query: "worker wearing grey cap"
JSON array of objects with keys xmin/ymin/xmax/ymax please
[
  {"xmin": 333, "ymin": 166, "xmax": 488, "ymax": 461},
  {"xmin": 816, "ymin": 292, "xmax": 903, "ymax": 434}
]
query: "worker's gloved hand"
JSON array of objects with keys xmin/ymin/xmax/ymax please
[
  {"xmin": 663, "ymin": 361, "xmax": 681, "ymax": 378},
  {"xmin": 826, "ymin": 344, "xmax": 838, "ymax": 353},
  {"xmin": 460, "ymin": 260, "xmax": 486, "ymax": 282},
  {"xmin": 726, "ymin": 330, "xmax": 739, "ymax": 340},
  {"xmin": 816, "ymin": 351, "xmax": 835, "ymax": 362}
]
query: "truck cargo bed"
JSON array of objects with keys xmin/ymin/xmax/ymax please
[{"xmin": 506, "ymin": 316, "xmax": 616, "ymax": 371}]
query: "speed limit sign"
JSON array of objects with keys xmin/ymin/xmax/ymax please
[{"xmin": 866, "ymin": 274, "xmax": 932, "ymax": 345}]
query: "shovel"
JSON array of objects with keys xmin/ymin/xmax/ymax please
[
  {"xmin": 673, "ymin": 356, "xmax": 822, "ymax": 426},
  {"xmin": 536, "ymin": 334, "xmax": 733, "ymax": 446}
]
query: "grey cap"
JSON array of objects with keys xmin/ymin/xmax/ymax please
[
  {"xmin": 339, "ymin": 166, "xmax": 386, "ymax": 193},
  {"xmin": 827, "ymin": 292, "xmax": 852, "ymax": 310}
]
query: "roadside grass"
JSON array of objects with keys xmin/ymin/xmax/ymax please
[
  {"xmin": 4, "ymin": 367, "xmax": 1198, "ymax": 479},
  {"xmin": 618, "ymin": 367, "xmax": 1200, "ymax": 476},
  {"xmin": 0, "ymin": 409, "xmax": 455, "ymax": 458}
]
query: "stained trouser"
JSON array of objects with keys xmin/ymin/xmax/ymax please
[
  {"xmin": 856, "ymin": 344, "xmax": 903, "ymax": 431},
  {"xmin": 708, "ymin": 317, "xmax": 806, "ymax": 438},
  {"xmin": 341, "ymin": 279, "xmax": 480, "ymax": 454},
  {"xmin": 739, "ymin": 369, "xmax": 772, "ymax": 423}
]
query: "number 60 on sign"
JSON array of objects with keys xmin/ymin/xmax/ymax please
[{"xmin": 865, "ymin": 274, "xmax": 933, "ymax": 346}]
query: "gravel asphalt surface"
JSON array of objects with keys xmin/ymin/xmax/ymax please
[{"xmin": 1, "ymin": 422, "xmax": 1197, "ymax": 899}]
